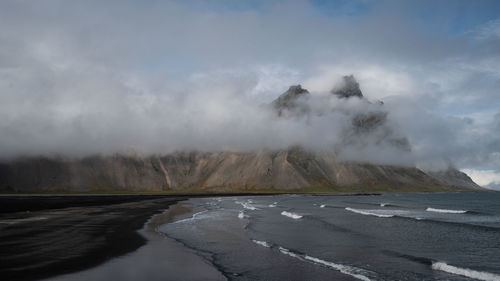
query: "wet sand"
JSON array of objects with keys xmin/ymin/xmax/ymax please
[
  {"xmin": 0, "ymin": 195, "xmax": 185, "ymax": 281},
  {"xmin": 45, "ymin": 202, "xmax": 226, "ymax": 281}
]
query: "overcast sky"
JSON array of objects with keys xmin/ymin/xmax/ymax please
[{"xmin": 1, "ymin": 0, "xmax": 499, "ymax": 188}]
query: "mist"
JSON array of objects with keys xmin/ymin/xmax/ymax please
[{"xmin": 1, "ymin": 0, "xmax": 499, "ymax": 185}]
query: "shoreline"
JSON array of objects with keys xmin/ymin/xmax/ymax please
[
  {"xmin": 0, "ymin": 195, "xmax": 185, "ymax": 281},
  {"xmin": 0, "ymin": 194, "xmax": 276, "ymax": 281}
]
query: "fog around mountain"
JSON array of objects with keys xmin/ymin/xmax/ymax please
[{"xmin": 0, "ymin": 0, "xmax": 499, "ymax": 187}]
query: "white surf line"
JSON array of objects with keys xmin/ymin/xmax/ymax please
[
  {"xmin": 426, "ymin": 207, "xmax": 467, "ymax": 214},
  {"xmin": 250, "ymin": 239, "xmax": 375, "ymax": 281},
  {"xmin": 252, "ymin": 240, "xmax": 271, "ymax": 248},
  {"xmin": 237, "ymin": 211, "xmax": 248, "ymax": 219},
  {"xmin": 278, "ymin": 246, "xmax": 301, "ymax": 258},
  {"xmin": 432, "ymin": 262, "xmax": 500, "ymax": 281},
  {"xmin": 173, "ymin": 210, "xmax": 209, "ymax": 223},
  {"xmin": 281, "ymin": 211, "xmax": 303, "ymax": 219},
  {"xmin": 277, "ymin": 246, "xmax": 373, "ymax": 281},
  {"xmin": 345, "ymin": 207, "xmax": 394, "ymax": 218},
  {"xmin": 304, "ymin": 255, "xmax": 372, "ymax": 281},
  {"xmin": 235, "ymin": 201, "xmax": 259, "ymax": 210}
]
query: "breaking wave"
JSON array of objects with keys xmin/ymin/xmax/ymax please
[
  {"xmin": 269, "ymin": 202, "xmax": 278, "ymax": 208},
  {"xmin": 281, "ymin": 211, "xmax": 303, "ymax": 219},
  {"xmin": 237, "ymin": 211, "xmax": 248, "ymax": 219},
  {"xmin": 345, "ymin": 207, "xmax": 394, "ymax": 218},
  {"xmin": 252, "ymin": 240, "xmax": 271, "ymax": 248},
  {"xmin": 173, "ymin": 210, "xmax": 209, "ymax": 224},
  {"xmin": 304, "ymin": 255, "xmax": 372, "ymax": 281},
  {"xmin": 276, "ymin": 245, "xmax": 373, "ymax": 281},
  {"xmin": 426, "ymin": 207, "xmax": 467, "ymax": 214},
  {"xmin": 236, "ymin": 201, "xmax": 259, "ymax": 210},
  {"xmin": 278, "ymin": 246, "xmax": 301, "ymax": 258},
  {"xmin": 432, "ymin": 262, "xmax": 500, "ymax": 281}
]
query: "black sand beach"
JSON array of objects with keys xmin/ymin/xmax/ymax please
[
  {"xmin": 0, "ymin": 193, "xmax": 279, "ymax": 281},
  {"xmin": 0, "ymin": 195, "xmax": 185, "ymax": 281}
]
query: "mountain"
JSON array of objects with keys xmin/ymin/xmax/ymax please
[
  {"xmin": 272, "ymin": 84, "xmax": 310, "ymax": 117},
  {"xmin": 331, "ymin": 75, "xmax": 364, "ymax": 99},
  {"xmin": 0, "ymin": 76, "xmax": 481, "ymax": 192}
]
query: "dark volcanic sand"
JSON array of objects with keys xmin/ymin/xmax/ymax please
[{"xmin": 0, "ymin": 195, "xmax": 185, "ymax": 281}]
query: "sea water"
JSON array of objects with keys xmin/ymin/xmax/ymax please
[{"xmin": 158, "ymin": 192, "xmax": 500, "ymax": 281}]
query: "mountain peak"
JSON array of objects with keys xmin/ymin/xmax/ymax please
[
  {"xmin": 331, "ymin": 75, "xmax": 363, "ymax": 99},
  {"xmin": 272, "ymin": 84, "xmax": 310, "ymax": 117}
]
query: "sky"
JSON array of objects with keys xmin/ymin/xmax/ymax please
[{"xmin": 0, "ymin": 0, "xmax": 499, "ymax": 189}]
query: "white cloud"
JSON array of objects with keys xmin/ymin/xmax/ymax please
[
  {"xmin": 461, "ymin": 169, "xmax": 500, "ymax": 189},
  {"xmin": 0, "ymin": 0, "xmax": 499, "ymax": 175}
]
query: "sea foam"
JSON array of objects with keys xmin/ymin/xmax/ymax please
[
  {"xmin": 237, "ymin": 211, "xmax": 247, "ymax": 219},
  {"xmin": 281, "ymin": 211, "xmax": 303, "ymax": 219},
  {"xmin": 252, "ymin": 240, "xmax": 271, "ymax": 248},
  {"xmin": 174, "ymin": 210, "xmax": 209, "ymax": 223},
  {"xmin": 275, "ymin": 246, "xmax": 373, "ymax": 281},
  {"xmin": 236, "ymin": 201, "xmax": 259, "ymax": 210},
  {"xmin": 304, "ymin": 255, "xmax": 372, "ymax": 281},
  {"xmin": 278, "ymin": 246, "xmax": 300, "ymax": 258},
  {"xmin": 345, "ymin": 207, "xmax": 394, "ymax": 218},
  {"xmin": 426, "ymin": 207, "xmax": 467, "ymax": 214},
  {"xmin": 432, "ymin": 262, "xmax": 500, "ymax": 281}
]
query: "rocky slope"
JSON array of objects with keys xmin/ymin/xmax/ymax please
[
  {"xmin": 0, "ymin": 76, "xmax": 481, "ymax": 192},
  {"xmin": 0, "ymin": 148, "xmax": 479, "ymax": 192}
]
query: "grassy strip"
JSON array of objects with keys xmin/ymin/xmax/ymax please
[{"xmin": 0, "ymin": 183, "xmax": 484, "ymax": 195}]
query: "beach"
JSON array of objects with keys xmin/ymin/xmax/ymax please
[{"xmin": 0, "ymin": 195, "xmax": 184, "ymax": 281}]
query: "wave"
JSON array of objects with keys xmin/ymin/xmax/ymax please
[
  {"xmin": 426, "ymin": 207, "xmax": 467, "ymax": 214},
  {"xmin": 281, "ymin": 211, "xmax": 303, "ymax": 219},
  {"xmin": 432, "ymin": 262, "xmax": 500, "ymax": 281},
  {"xmin": 276, "ymin": 245, "xmax": 373, "ymax": 281},
  {"xmin": 237, "ymin": 211, "xmax": 248, "ymax": 219},
  {"xmin": 278, "ymin": 246, "xmax": 301, "ymax": 258},
  {"xmin": 252, "ymin": 240, "xmax": 271, "ymax": 248},
  {"xmin": 173, "ymin": 210, "xmax": 209, "ymax": 224},
  {"xmin": 236, "ymin": 201, "xmax": 259, "ymax": 211},
  {"xmin": 268, "ymin": 202, "xmax": 278, "ymax": 208},
  {"xmin": 303, "ymin": 216, "xmax": 363, "ymax": 235},
  {"xmin": 392, "ymin": 216, "xmax": 500, "ymax": 231},
  {"xmin": 247, "ymin": 238, "xmax": 375, "ymax": 281},
  {"xmin": 304, "ymin": 255, "xmax": 372, "ymax": 281},
  {"xmin": 345, "ymin": 207, "xmax": 394, "ymax": 218}
]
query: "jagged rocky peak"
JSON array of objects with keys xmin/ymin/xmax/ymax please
[
  {"xmin": 272, "ymin": 84, "xmax": 311, "ymax": 117},
  {"xmin": 352, "ymin": 112, "xmax": 388, "ymax": 132},
  {"xmin": 331, "ymin": 75, "xmax": 363, "ymax": 99}
]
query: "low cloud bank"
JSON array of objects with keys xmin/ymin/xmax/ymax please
[{"xmin": 0, "ymin": 0, "xmax": 499, "ymax": 180}]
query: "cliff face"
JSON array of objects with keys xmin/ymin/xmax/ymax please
[
  {"xmin": 0, "ymin": 148, "xmax": 479, "ymax": 192},
  {"xmin": 0, "ymin": 75, "xmax": 481, "ymax": 192}
]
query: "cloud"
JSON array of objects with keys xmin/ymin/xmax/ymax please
[
  {"xmin": 461, "ymin": 169, "xmax": 500, "ymax": 190},
  {"xmin": 0, "ymin": 0, "xmax": 499, "ymax": 175}
]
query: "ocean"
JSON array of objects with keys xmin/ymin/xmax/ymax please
[{"xmin": 159, "ymin": 192, "xmax": 500, "ymax": 281}]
